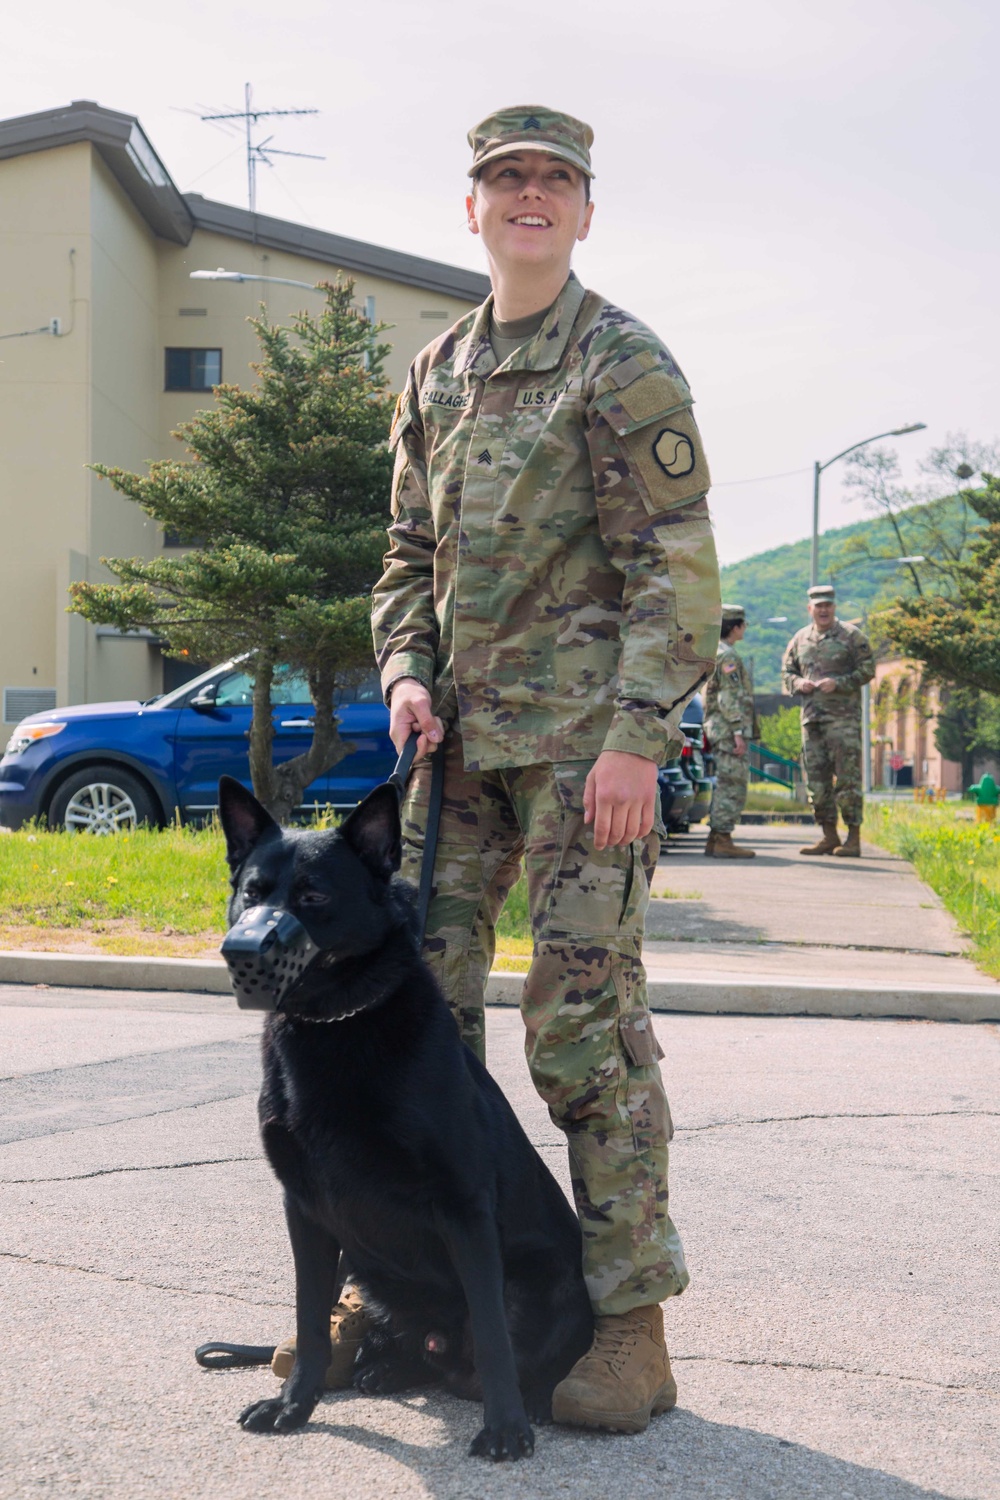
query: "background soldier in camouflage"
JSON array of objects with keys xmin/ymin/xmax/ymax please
[
  {"xmin": 370, "ymin": 106, "xmax": 721, "ymax": 1433},
  {"xmin": 782, "ymin": 584, "xmax": 876, "ymax": 857},
  {"xmin": 703, "ymin": 603, "xmax": 757, "ymax": 859}
]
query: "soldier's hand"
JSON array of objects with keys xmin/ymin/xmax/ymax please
[
  {"xmin": 733, "ymin": 733, "xmax": 747, "ymax": 757},
  {"xmin": 817, "ymin": 677, "xmax": 838, "ymax": 694},
  {"xmin": 799, "ymin": 679, "xmax": 816, "ymax": 694},
  {"xmin": 584, "ymin": 751, "xmax": 659, "ymax": 851},
  {"xmin": 389, "ymin": 679, "xmax": 443, "ymax": 762}
]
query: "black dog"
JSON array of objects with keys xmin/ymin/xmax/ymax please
[{"xmin": 216, "ymin": 774, "xmax": 593, "ymax": 1460}]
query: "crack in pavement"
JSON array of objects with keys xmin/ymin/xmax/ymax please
[
  {"xmin": 0, "ymin": 1154, "xmax": 262, "ymax": 1185},
  {"xmin": 3, "ymin": 1248, "xmax": 995, "ymax": 1401},
  {"xmin": 0, "ymin": 1248, "xmax": 293, "ymax": 1310},
  {"xmin": 672, "ymin": 1108, "xmax": 997, "ymax": 1134},
  {"xmin": 673, "ymin": 1353, "xmax": 999, "ymax": 1397},
  {"xmin": 3, "ymin": 1110, "xmax": 995, "ymax": 1184}
]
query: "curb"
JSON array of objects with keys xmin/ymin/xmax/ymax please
[{"xmin": 2, "ymin": 950, "xmax": 997, "ymax": 1023}]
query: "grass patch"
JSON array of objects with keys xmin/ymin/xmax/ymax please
[
  {"xmin": 0, "ymin": 823, "xmax": 537, "ymax": 960},
  {"xmin": 863, "ymin": 802, "xmax": 1000, "ymax": 976},
  {"xmin": 1, "ymin": 823, "xmax": 228, "ymax": 944},
  {"xmin": 744, "ymin": 787, "xmax": 810, "ymax": 813}
]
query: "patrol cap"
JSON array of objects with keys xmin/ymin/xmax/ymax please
[
  {"xmin": 807, "ymin": 585, "xmax": 836, "ymax": 602},
  {"xmin": 467, "ymin": 105, "xmax": 595, "ymax": 180},
  {"xmin": 721, "ymin": 604, "xmax": 746, "ymax": 625}
]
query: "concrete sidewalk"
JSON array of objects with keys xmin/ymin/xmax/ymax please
[
  {"xmin": 1, "ymin": 981, "xmax": 997, "ymax": 1500},
  {"xmin": 643, "ymin": 823, "xmax": 1000, "ymax": 1009}
]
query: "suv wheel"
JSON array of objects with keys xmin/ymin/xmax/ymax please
[{"xmin": 48, "ymin": 768, "xmax": 159, "ymax": 834}]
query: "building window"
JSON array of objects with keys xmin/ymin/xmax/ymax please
[{"xmin": 165, "ymin": 348, "xmax": 222, "ymax": 391}]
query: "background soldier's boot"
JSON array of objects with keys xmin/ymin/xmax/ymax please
[
  {"xmin": 703, "ymin": 829, "xmax": 717, "ymax": 856},
  {"xmin": 710, "ymin": 831, "xmax": 755, "ymax": 859},
  {"xmin": 833, "ymin": 825, "xmax": 862, "ymax": 858},
  {"xmin": 271, "ymin": 1285, "xmax": 374, "ymax": 1388},
  {"xmin": 800, "ymin": 822, "xmax": 840, "ymax": 856},
  {"xmin": 551, "ymin": 1304, "xmax": 677, "ymax": 1433}
]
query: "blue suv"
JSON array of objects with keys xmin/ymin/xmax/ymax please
[{"xmin": 0, "ymin": 660, "xmax": 395, "ymax": 832}]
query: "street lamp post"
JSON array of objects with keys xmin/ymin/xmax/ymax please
[{"xmin": 811, "ymin": 423, "xmax": 927, "ymax": 586}]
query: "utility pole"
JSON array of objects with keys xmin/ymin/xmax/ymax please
[{"xmin": 199, "ymin": 84, "xmax": 323, "ymax": 216}]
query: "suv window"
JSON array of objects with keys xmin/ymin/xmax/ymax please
[{"xmin": 211, "ymin": 669, "xmax": 382, "ymax": 709}]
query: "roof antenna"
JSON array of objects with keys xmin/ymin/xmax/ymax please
[{"xmin": 199, "ymin": 84, "xmax": 323, "ymax": 216}]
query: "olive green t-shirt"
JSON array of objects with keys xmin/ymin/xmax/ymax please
[{"xmin": 489, "ymin": 303, "xmax": 552, "ymax": 365}]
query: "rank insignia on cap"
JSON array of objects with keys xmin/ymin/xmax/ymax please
[
  {"xmin": 652, "ymin": 428, "xmax": 696, "ymax": 478},
  {"xmin": 522, "ymin": 115, "xmax": 542, "ymax": 129}
]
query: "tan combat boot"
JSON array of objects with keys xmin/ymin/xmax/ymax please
[
  {"xmin": 270, "ymin": 1285, "xmax": 374, "ymax": 1388},
  {"xmin": 708, "ymin": 831, "xmax": 756, "ymax": 859},
  {"xmin": 800, "ymin": 821, "xmax": 840, "ymax": 855},
  {"xmin": 703, "ymin": 829, "xmax": 717, "ymax": 856},
  {"xmin": 551, "ymin": 1304, "xmax": 677, "ymax": 1433},
  {"xmin": 833, "ymin": 825, "xmax": 862, "ymax": 857}
]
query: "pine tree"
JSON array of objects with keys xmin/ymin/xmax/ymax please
[{"xmin": 70, "ymin": 279, "xmax": 394, "ymax": 821}]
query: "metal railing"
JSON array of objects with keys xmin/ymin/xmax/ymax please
[{"xmin": 747, "ymin": 741, "xmax": 804, "ymax": 793}]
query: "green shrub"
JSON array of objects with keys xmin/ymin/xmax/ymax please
[{"xmin": 864, "ymin": 803, "xmax": 1000, "ymax": 975}]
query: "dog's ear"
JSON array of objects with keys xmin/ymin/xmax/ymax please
[
  {"xmin": 340, "ymin": 784, "xmax": 402, "ymax": 881},
  {"xmin": 217, "ymin": 776, "xmax": 280, "ymax": 871}
]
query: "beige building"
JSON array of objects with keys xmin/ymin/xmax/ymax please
[
  {"xmin": 0, "ymin": 100, "xmax": 488, "ymax": 722},
  {"xmin": 871, "ymin": 658, "xmax": 963, "ymax": 791}
]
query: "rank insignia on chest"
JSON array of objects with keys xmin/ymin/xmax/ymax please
[
  {"xmin": 652, "ymin": 428, "xmax": 696, "ymax": 478},
  {"xmin": 477, "ymin": 449, "xmax": 493, "ymax": 466}
]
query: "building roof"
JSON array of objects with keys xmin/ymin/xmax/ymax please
[{"xmin": 0, "ymin": 101, "xmax": 491, "ymax": 302}]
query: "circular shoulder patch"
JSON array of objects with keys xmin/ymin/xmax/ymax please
[{"xmin": 653, "ymin": 427, "xmax": 696, "ymax": 478}]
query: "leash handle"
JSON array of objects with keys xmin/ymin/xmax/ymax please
[{"xmin": 387, "ymin": 731, "xmax": 420, "ymax": 800}]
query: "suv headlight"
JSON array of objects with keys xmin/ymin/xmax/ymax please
[{"xmin": 4, "ymin": 722, "xmax": 66, "ymax": 757}]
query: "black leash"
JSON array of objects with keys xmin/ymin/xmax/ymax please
[
  {"xmin": 195, "ymin": 731, "xmax": 445, "ymax": 1374},
  {"xmin": 387, "ymin": 730, "xmax": 445, "ymax": 946}
]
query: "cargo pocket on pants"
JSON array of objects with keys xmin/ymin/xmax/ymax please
[{"xmin": 619, "ymin": 1004, "xmax": 673, "ymax": 1145}]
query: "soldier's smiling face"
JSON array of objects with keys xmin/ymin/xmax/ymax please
[
  {"xmin": 466, "ymin": 152, "xmax": 593, "ymax": 273},
  {"xmin": 809, "ymin": 599, "xmax": 836, "ymax": 629}
]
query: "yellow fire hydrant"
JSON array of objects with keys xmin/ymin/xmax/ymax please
[{"xmin": 968, "ymin": 774, "xmax": 999, "ymax": 823}]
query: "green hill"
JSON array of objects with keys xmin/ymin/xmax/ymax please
[{"xmin": 719, "ymin": 495, "xmax": 971, "ymax": 694}]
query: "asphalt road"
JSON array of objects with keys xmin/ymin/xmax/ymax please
[{"xmin": 1, "ymin": 982, "xmax": 997, "ymax": 1500}]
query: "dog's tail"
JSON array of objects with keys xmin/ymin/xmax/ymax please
[{"xmin": 194, "ymin": 1341, "xmax": 276, "ymax": 1370}]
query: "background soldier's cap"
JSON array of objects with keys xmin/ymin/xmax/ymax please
[
  {"xmin": 721, "ymin": 604, "xmax": 746, "ymax": 625},
  {"xmin": 807, "ymin": 585, "xmax": 836, "ymax": 602},
  {"xmin": 467, "ymin": 106, "xmax": 595, "ymax": 179}
]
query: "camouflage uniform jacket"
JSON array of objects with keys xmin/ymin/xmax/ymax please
[
  {"xmin": 704, "ymin": 643, "xmax": 755, "ymax": 747},
  {"xmin": 371, "ymin": 273, "xmax": 721, "ymax": 771},
  {"xmin": 781, "ymin": 620, "xmax": 875, "ymax": 723}
]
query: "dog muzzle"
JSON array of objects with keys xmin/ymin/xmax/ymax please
[{"xmin": 220, "ymin": 905, "xmax": 322, "ymax": 1011}]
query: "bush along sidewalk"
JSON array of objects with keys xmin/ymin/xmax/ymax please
[{"xmin": 863, "ymin": 802, "xmax": 1000, "ymax": 977}]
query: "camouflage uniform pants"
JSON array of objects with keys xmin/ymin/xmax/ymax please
[
  {"xmin": 400, "ymin": 731, "xmax": 688, "ymax": 1316},
  {"xmin": 708, "ymin": 741, "xmax": 749, "ymax": 833},
  {"xmin": 802, "ymin": 717, "xmax": 864, "ymax": 826}
]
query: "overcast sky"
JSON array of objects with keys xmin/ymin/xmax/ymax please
[{"xmin": 7, "ymin": 0, "xmax": 997, "ymax": 564}]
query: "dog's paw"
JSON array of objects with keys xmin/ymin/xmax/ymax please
[
  {"xmin": 353, "ymin": 1358, "xmax": 408, "ymax": 1395},
  {"xmin": 238, "ymin": 1396, "xmax": 314, "ymax": 1433},
  {"xmin": 469, "ymin": 1414, "xmax": 535, "ymax": 1461}
]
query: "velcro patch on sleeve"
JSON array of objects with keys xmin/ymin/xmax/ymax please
[
  {"xmin": 619, "ymin": 404, "xmax": 711, "ymax": 513},
  {"xmin": 595, "ymin": 369, "xmax": 692, "ymax": 436}
]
